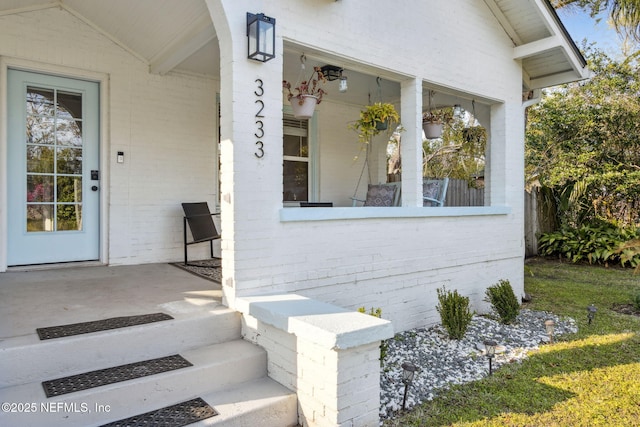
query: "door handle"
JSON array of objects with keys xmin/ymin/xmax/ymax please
[{"xmin": 91, "ymin": 185, "xmax": 99, "ymax": 191}]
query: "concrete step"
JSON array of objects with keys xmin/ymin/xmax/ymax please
[
  {"xmin": 0, "ymin": 339, "xmax": 275, "ymax": 427},
  {"xmin": 194, "ymin": 377, "xmax": 298, "ymax": 427},
  {"xmin": 0, "ymin": 301, "xmax": 240, "ymax": 388}
]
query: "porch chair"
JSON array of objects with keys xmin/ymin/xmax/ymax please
[
  {"xmin": 351, "ymin": 182, "xmax": 401, "ymax": 207},
  {"xmin": 182, "ymin": 202, "xmax": 221, "ymax": 266},
  {"xmin": 423, "ymin": 177, "xmax": 449, "ymax": 207}
]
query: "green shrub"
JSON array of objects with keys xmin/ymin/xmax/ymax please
[
  {"xmin": 485, "ymin": 279, "xmax": 520, "ymax": 324},
  {"xmin": 538, "ymin": 224, "xmax": 640, "ymax": 268},
  {"xmin": 633, "ymin": 293, "xmax": 640, "ymax": 311},
  {"xmin": 358, "ymin": 306, "xmax": 387, "ymax": 362},
  {"xmin": 436, "ymin": 287, "xmax": 473, "ymax": 340}
]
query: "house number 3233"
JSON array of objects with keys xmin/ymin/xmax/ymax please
[{"xmin": 254, "ymin": 79, "xmax": 265, "ymax": 158}]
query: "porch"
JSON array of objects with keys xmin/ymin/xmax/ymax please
[{"xmin": 0, "ymin": 263, "xmax": 298, "ymax": 426}]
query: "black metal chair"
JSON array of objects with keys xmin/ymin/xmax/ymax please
[{"xmin": 182, "ymin": 202, "xmax": 220, "ymax": 266}]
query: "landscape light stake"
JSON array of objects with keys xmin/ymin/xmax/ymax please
[
  {"xmin": 484, "ymin": 340, "xmax": 497, "ymax": 375},
  {"xmin": 545, "ymin": 319, "xmax": 555, "ymax": 343},
  {"xmin": 587, "ymin": 304, "xmax": 597, "ymax": 325},
  {"xmin": 401, "ymin": 361, "xmax": 418, "ymax": 410}
]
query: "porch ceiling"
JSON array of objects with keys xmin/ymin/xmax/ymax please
[
  {"xmin": 0, "ymin": 0, "xmax": 220, "ymax": 77},
  {"xmin": 484, "ymin": 0, "xmax": 590, "ymax": 90}
]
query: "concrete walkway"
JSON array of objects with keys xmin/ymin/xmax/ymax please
[{"xmin": 0, "ymin": 263, "xmax": 222, "ymax": 339}]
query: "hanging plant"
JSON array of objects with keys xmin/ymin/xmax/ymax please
[
  {"xmin": 350, "ymin": 102, "xmax": 400, "ymax": 143},
  {"xmin": 282, "ymin": 66, "xmax": 328, "ymax": 105},
  {"xmin": 283, "ymin": 66, "xmax": 328, "ymax": 119}
]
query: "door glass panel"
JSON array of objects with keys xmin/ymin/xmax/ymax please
[
  {"xmin": 27, "ymin": 146, "xmax": 54, "ymax": 173},
  {"xmin": 26, "ymin": 87, "xmax": 55, "ymax": 114},
  {"xmin": 57, "ymin": 204, "xmax": 82, "ymax": 231},
  {"xmin": 27, "ymin": 116, "xmax": 55, "ymax": 145},
  {"xmin": 25, "ymin": 86, "xmax": 84, "ymax": 232},
  {"xmin": 27, "ymin": 204, "xmax": 54, "ymax": 232},
  {"xmin": 57, "ymin": 91, "xmax": 82, "ymax": 120},
  {"xmin": 56, "ymin": 119, "xmax": 83, "ymax": 146},
  {"xmin": 57, "ymin": 147, "xmax": 83, "ymax": 174},
  {"xmin": 27, "ymin": 175, "xmax": 54, "ymax": 202}
]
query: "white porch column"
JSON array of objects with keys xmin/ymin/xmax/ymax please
[
  {"xmin": 400, "ymin": 78, "xmax": 423, "ymax": 207},
  {"xmin": 207, "ymin": 0, "xmax": 284, "ymax": 308}
]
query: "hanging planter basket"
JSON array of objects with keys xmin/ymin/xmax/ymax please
[
  {"xmin": 290, "ymin": 95, "xmax": 318, "ymax": 119},
  {"xmin": 423, "ymin": 121, "xmax": 444, "ymax": 139},
  {"xmin": 376, "ymin": 120, "xmax": 388, "ymax": 131}
]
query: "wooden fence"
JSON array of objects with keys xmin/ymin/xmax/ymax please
[{"xmin": 443, "ymin": 178, "xmax": 484, "ymax": 207}]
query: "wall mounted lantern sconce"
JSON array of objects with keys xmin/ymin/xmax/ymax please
[
  {"xmin": 339, "ymin": 75, "xmax": 348, "ymax": 93},
  {"xmin": 320, "ymin": 65, "xmax": 347, "ymax": 92},
  {"xmin": 247, "ymin": 13, "xmax": 276, "ymax": 62},
  {"xmin": 484, "ymin": 340, "xmax": 497, "ymax": 375},
  {"xmin": 587, "ymin": 304, "xmax": 597, "ymax": 325},
  {"xmin": 544, "ymin": 319, "xmax": 555, "ymax": 343},
  {"xmin": 401, "ymin": 361, "xmax": 418, "ymax": 410},
  {"xmin": 319, "ymin": 65, "xmax": 342, "ymax": 80}
]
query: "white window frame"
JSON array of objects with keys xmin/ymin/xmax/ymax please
[{"xmin": 283, "ymin": 109, "xmax": 318, "ymax": 207}]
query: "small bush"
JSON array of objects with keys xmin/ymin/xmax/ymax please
[
  {"xmin": 633, "ymin": 293, "xmax": 640, "ymax": 311},
  {"xmin": 436, "ymin": 287, "xmax": 473, "ymax": 340},
  {"xmin": 358, "ymin": 306, "xmax": 387, "ymax": 362},
  {"xmin": 538, "ymin": 224, "xmax": 640, "ymax": 268},
  {"xmin": 485, "ymin": 279, "xmax": 520, "ymax": 324}
]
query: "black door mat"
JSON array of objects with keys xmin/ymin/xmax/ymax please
[
  {"xmin": 42, "ymin": 354, "xmax": 192, "ymax": 397},
  {"xmin": 37, "ymin": 313, "xmax": 174, "ymax": 340},
  {"xmin": 170, "ymin": 259, "xmax": 221, "ymax": 283},
  {"xmin": 100, "ymin": 397, "xmax": 218, "ymax": 427}
]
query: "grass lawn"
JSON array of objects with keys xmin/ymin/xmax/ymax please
[{"xmin": 384, "ymin": 258, "xmax": 640, "ymax": 427}]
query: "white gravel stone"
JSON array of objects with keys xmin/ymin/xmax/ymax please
[{"xmin": 380, "ymin": 309, "xmax": 577, "ymax": 420}]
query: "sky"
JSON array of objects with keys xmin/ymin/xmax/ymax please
[{"xmin": 556, "ymin": 8, "xmax": 626, "ymax": 57}]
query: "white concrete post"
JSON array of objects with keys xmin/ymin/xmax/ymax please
[
  {"xmin": 206, "ymin": 0, "xmax": 284, "ymax": 307},
  {"xmin": 400, "ymin": 79, "xmax": 423, "ymax": 207}
]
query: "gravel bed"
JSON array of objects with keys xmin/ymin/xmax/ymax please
[{"xmin": 380, "ymin": 309, "xmax": 578, "ymax": 420}]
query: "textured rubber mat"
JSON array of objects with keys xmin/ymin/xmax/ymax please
[
  {"xmin": 36, "ymin": 313, "xmax": 174, "ymax": 340},
  {"xmin": 100, "ymin": 398, "xmax": 218, "ymax": 427},
  {"xmin": 42, "ymin": 355, "xmax": 192, "ymax": 397}
]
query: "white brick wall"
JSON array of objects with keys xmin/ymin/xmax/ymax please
[
  {"xmin": 1, "ymin": 1, "xmax": 526, "ymax": 331},
  {"xmin": 0, "ymin": 7, "xmax": 218, "ymax": 266}
]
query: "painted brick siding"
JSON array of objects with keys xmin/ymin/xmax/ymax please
[
  {"xmin": 212, "ymin": 0, "xmax": 525, "ymax": 332},
  {"xmin": 0, "ymin": 7, "xmax": 218, "ymax": 265}
]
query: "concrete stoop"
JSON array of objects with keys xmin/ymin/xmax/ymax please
[{"xmin": 0, "ymin": 302, "xmax": 298, "ymax": 427}]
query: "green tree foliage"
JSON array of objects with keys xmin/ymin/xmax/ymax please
[
  {"xmin": 526, "ymin": 47, "xmax": 640, "ymax": 228},
  {"xmin": 422, "ymin": 107, "xmax": 486, "ymax": 183}
]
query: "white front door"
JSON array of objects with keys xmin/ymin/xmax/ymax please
[{"xmin": 7, "ymin": 69, "xmax": 100, "ymax": 266}]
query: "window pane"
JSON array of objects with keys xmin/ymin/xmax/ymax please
[
  {"xmin": 57, "ymin": 147, "xmax": 83, "ymax": 174},
  {"xmin": 27, "ymin": 175, "xmax": 54, "ymax": 202},
  {"xmin": 57, "ymin": 204, "xmax": 82, "ymax": 231},
  {"xmin": 26, "ymin": 115, "xmax": 55, "ymax": 145},
  {"xmin": 284, "ymin": 135, "xmax": 300, "ymax": 157},
  {"xmin": 27, "ymin": 146, "xmax": 54, "ymax": 173},
  {"xmin": 56, "ymin": 119, "xmax": 83, "ymax": 146},
  {"xmin": 284, "ymin": 135, "xmax": 308, "ymax": 157},
  {"xmin": 26, "ymin": 87, "xmax": 54, "ymax": 116},
  {"xmin": 26, "ymin": 204, "xmax": 54, "ymax": 232},
  {"xmin": 57, "ymin": 176, "xmax": 82, "ymax": 203},
  {"xmin": 57, "ymin": 91, "xmax": 82, "ymax": 120},
  {"xmin": 283, "ymin": 160, "xmax": 308, "ymax": 202}
]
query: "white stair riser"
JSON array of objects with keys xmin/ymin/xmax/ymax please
[
  {"xmin": 0, "ymin": 309, "xmax": 240, "ymax": 388},
  {"xmin": 0, "ymin": 341, "xmax": 267, "ymax": 427}
]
